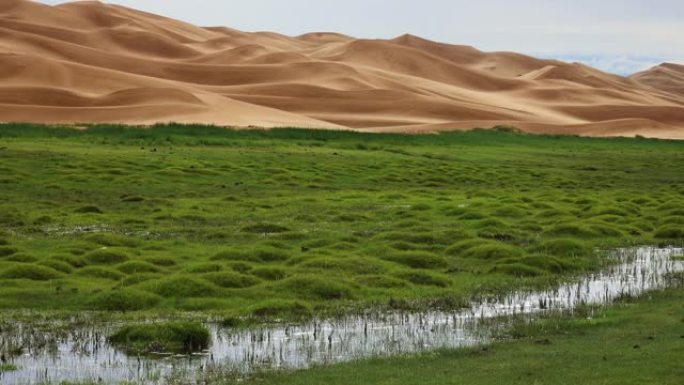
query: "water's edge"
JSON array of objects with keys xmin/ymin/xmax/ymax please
[{"xmin": 1, "ymin": 247, "xmax": 682, "ymax": 385}]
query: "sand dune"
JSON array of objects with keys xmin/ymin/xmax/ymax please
[
  {"xmin": 0, "ymin": 0, "xmax": 682, "ymax": 138},
  {"xmin": 630, "ymin": 63, "xmax": 684, "ymax": 97}
]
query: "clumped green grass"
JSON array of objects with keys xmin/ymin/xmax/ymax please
[
  {"xmin": 395, "ymin": 270, "xmax": 450, "ymax": 287},
  {"xmin": 654, "ymin": 225, "xmax": 684, "ymax": 239},
  {"xmin": 0, "ymin": 123, "xmax": 683, "ymax": 318},
  {"xmin": 85, "ymin": 233, "xmax": 141, "ymax": 247},
  {"xmin": 247, "ymin": 299, "xmax": 312, "ymax": 318},
  {"xmin": 0, "ymin": 363, "xmax": 18, "ymax": 373},
  {"xmin": 251, "ymin": 266, "xmax": 288, "ymax": 281},
  {"xmin": 116, "ymin": 261, "xmax": 161, "ymax": 274},
  {"xmin": 203, "ymin": 271, "xmax": 261, "ymax": 288},
  {"xmin": 108, "ymin": 322, "xmax": 210, "ymax": 354},
  {"xmin": 74, "ymin": 205, "xmax": 103, "ymax": 214},
  {"xmin": 277, "ymin": 275, "xmax": 354, "ymax": 300},
  {"xmin": 462, "ymin": 244, "xmax": 524, "ymax": 260},
  {"xmin": 242, "ymin": 223, "xmax": 291, "ymax": 234},
  {"xmin": 537, "ymin": 238, "xmax": 591, "ymax": 257},
  {"xmin": 0, "ymin": 246, "xmax": 19, "ymax": 257},
  {"xmin": 0, "ymin": 264, "xmax": 62, "ymax": 281},
  {"xmin": 382, "ymin": 251, "xmax": 448, "ymax": 269},
  {"xmin": 211, "ymin": 247, "xmax": 290, "ymax": 263},
  {"xmin": 118, "ymin": 273, "xmax": 163, "ymax": 287},
  {"xmin": 84, "ymin": 249, "xmax": 130, "ymax": 265},
  {"xmin": 38, "ymin": 259, "xmax": 75, "ymax": 273},
  {"xmin": 4, "ymin": 253, "xmax": 38, "ymax": 263},
  {"xmin": 491, "ymin": 262, "xmax": 545, "ymax": 277},
  {"xmin": 89, "ymin": 289, "xmax": 162, "ymax": 311},
  {"xmin": 141, "ymin": 276, "xmax": 220, "ymax": 298}
]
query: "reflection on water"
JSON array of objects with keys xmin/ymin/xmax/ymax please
[{"xmin": 1, "ymin": 247, "xmax": 682, "ymax": 385}]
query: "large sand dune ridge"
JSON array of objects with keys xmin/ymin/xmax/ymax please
[{"xmin": 1, "ymin": 0, "xmax": 683, "ymax": 138}]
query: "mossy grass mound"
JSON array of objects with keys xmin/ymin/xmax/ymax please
[
  {"xmin": 0, "ymin": 264, "xmax": 62, "ymax": 281},
  {"xmin": 202, "ymin": 271, "xmax": 261, "ymax": 288},
  {"xmin": 185, "ymin": 262, "xmax": 224, "ymax": 273},
  {"xmin": 355, "ymin": 274, "xmax": 410, "ymax": 288},
  {"xmin": 74, "ymin": 205, "xmax": 103, "ymax": 214},
  {"xmin": 537, "ymin": 238, "xmax": 591, "ymax": 257},
  {"xmin": 90, "ymin": 289, "xmax": 162, "ymax": 311},
  {"xmin": 395, "ymin": 271, "xmax": 450, "ymax": 287},
  {"xmin": 118, "ymin": 273, "xmax": 164, "ymax": 287},
  {"xmin": 299, "ymin": 257, "xmax": 387, "ymax": 275},
  {"xmin": 77, "ymin": 266, "xmax": 126, "ymax": 280},
  {"xmin": 85, "ymin": 249, "xmax": 130, "ymax": 265},
  {"xmin": 211, "ymin": 247, "xmax": 290, "ymax": 263},
  {"xmin": 0, "ymin": 363, "xmax": 18, "ymax": 373},
  {"xmin": 5, "ymin": 253, "xmax": 38, "ymax": 263},
  {"xmin": 248, "ymin": 299, "xmax": 312, "ymax": 318},
  {"xmin": 543, "ymin": 223, "xmax": 598, "ymax": 238},
  {"xmin": 654, "ymin": 225, "xmax": 684, "ymax": 239},
  {"xmin": 116, "ymin": 261, "xmax": 161, "ymax": 274},
  {"xmin": 277, "ymin": 275, "xmax": 354, "ymax": 300},
  {"xmin": 492, "ymin": 263, "xmax": 546, "ymax": 277},
  {"xmin": 50, "ymin": 254, "xmax": 87, "ymax": 268},
  {"xmin": 461, "ymin": 244, "xmax": 524, "ymax": 260},
  {"xmin": 109, "ymin": 322, "xmax": 210, "ymax": 354},
  {"xmin": 242, "ymin": 223, "xmax": 291, "ymax": 234},
  {"xmin": 381, "ymin": 251, "xmax": 448, "ymax": 270},
  {"xmin": 0, "ymin": 246, "xmax": 19, "ymax": 257},
  {"xmin": 85, "ymin": 233, "xmax": 141, "ymax": 247},
  {"xmin": 142, "ymin": 276, "xmax": 220, "ymax": 298},
  {"xmin": 251, "ymin": 267, "xmax": 288, "ymax": 281},
  {"xmin": 38, "ymin": 259, "xmax": 75, "ymax": 274},
  {"xmin": 144, "ymin": 256, "xmax": 178, "ymax": 267}
]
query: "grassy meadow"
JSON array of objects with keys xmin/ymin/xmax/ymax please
[{"xmin": 0, "ymin": 124, "xmax": 683, "ymax": 321}]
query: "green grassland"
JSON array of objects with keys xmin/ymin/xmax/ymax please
[
  {"xmin": 1, "ymin": 124, "xmax": 683, "ymax": 320},
  {"xmin": 239, "ymin": 284, "xmax": 684, "ymax": 385}
]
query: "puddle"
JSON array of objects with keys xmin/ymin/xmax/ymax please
[{"xmin": 1, "ymin": 247, "xmax": 682, "ymax": 385}]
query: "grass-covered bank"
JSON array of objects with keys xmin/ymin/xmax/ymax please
[
  {"xmin": 238, "ymin": 285, "xmax": 684, "ymax": 385},
  {"xmin": 1, "ymin": 124, "xmax": 683, "ymax": 320}
]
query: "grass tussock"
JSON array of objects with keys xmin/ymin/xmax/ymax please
[
  {"xmin": 0, "ymin": 246, "xmax": 19, "ymax": 257},
  {"xmin": 461, "ymin": 244, "xmax": 524, "ymax": 260},
  {"xmin": 278, "ymin": 275, "xmax": 354, "ymax": 300},
  {"xmin": 242, "ymin": 223, "xmax": 291, "ymax": 234},
  {"xmin": 108, "ymin": 322, "xmax": 210, "ymax": 354},
  {"xmin": 116, "ymin": 261, "xmax": 161, "ymax": 274},
  {"xmin": 85, "ymin": 249, "xmax": 130, "ymax": 265},
  {"xmin": 77, "ymin": 266, "xmax": 126, "ymax": 280},
  {"xmin": 90, "ymin": 289, "xmax": 162, "ymax": 311},
  {"xmin": 248, "ymin": 299, "xmax": 312, "ymax": 318},
  {"xmin": 395, "ymin": 271, "xmax": 450, "ymax": 287},
  {"xmin": 654, "ymin": 225, "xmax": 684, "ymax": 239},
  {"xmin": 202, "ymin": 271, "xmax": 261, "ymax": 288},
  {"xmin": 381, "ymin": 251, "xmax": 448, "ymax": 269},
  {"xmin": 0, "ymin": 264, "xmax": 62, "ymax": 281},
  {"xmin": 142, "ymin": 276, "xmax": 220, "ymax": 298}
]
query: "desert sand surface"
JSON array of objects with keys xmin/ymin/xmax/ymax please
[
  {"xmin": 0, "ymin": 0, "xmax": 683, "ymax": 138},
  {"xmin": 630, "ymin": 63, "xmax": 684, "ymax": 97}
]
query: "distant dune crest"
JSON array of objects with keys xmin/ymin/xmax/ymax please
[{"xmin": 0, "ymin": 0, "xmax": 683, "ymax": 138}]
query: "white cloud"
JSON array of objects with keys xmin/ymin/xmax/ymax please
[{"xmin": 547, "ymin": 55, "xmax": 682, "ymax": 76}]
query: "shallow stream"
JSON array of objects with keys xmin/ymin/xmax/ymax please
[{"xmin": 1, "ymin": 247, "xmax": 682, "ymax": 385}]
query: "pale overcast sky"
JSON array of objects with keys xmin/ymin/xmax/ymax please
[{"xmin": 36, "ymin": 0, "xmax": 684, "ymax": 75}]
